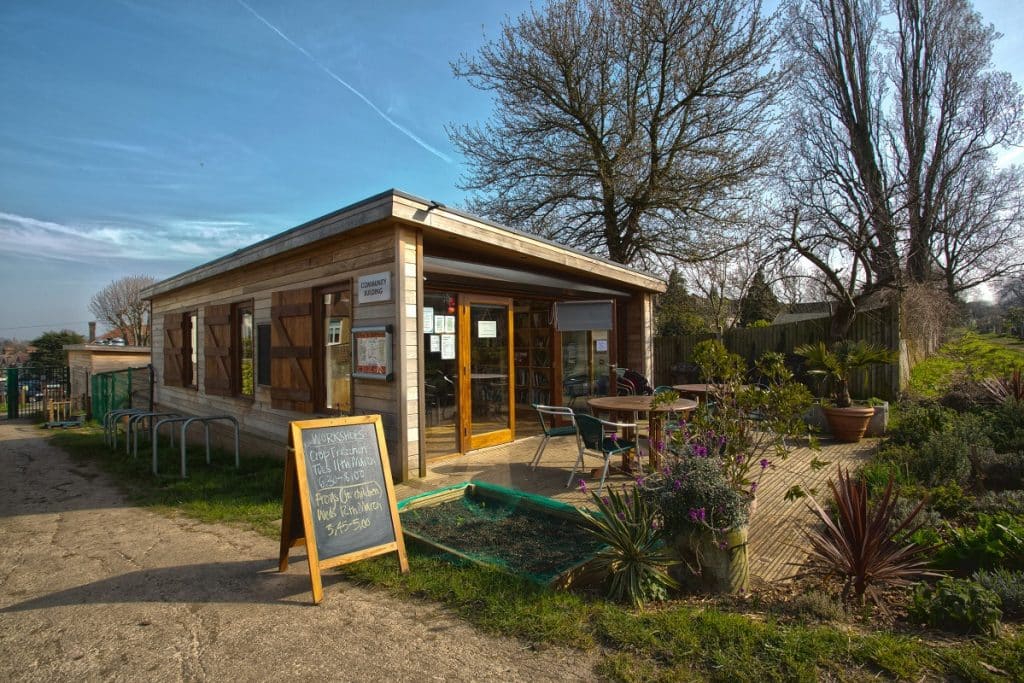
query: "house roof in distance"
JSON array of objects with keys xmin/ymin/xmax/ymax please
[{"xmin": 142, "ymin": 189, "xmax": 666, "ymax": 299}]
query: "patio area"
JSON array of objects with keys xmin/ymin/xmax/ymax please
[{"xmin": 394, "ymin": 434, "xmax": 876, "ymax": 584}]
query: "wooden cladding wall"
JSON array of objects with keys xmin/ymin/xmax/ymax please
[
  {"xmin": 151, "ymin": 225, "xmax": 403, "ymax": 474},
  {"xmin": 653, "ymin": 301, "xmax": 903, "ymax": 400}
]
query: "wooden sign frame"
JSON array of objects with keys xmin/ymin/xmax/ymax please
[{"xmin": 278, "ymin": 415, "xmax": 408, "ymax": 604}]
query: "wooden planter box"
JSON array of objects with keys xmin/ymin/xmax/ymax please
[{"xmin": 397, "ymin": 481, "xmax": 605, "ymax": 589}]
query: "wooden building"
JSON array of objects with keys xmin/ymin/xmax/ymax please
[
  {"xmin": 65, "ymin": 344, "xmax": 152, "ymax": 412},
  {"xmin": 143, "ymin": 190, "xmax": 666, "ymax": 482}
]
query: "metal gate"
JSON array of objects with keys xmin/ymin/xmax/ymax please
[
  {"xmin": 90, "ymin": 366, "xmax": 153, "ymax": 424},
  {"xmin": 4, "ymin": 366, "xmax": 71, "ymax": 419}
]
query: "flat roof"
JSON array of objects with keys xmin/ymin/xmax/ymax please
[{"xmin": 142, "ymin": 189, "xmax": 666, "ymax": 299}]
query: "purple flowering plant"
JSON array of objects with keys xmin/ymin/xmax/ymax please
[{"xmin": 661, "ymin": 342, "xmax": 818, "ymax": 498}]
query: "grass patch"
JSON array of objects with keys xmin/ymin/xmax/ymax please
[
  {"xmin": 48, "ymin": 425, "xmax": 1023, "ymax": 681},
  {"xmin": 49, "ymin": 423, "xmax": 285, "ymax": 538},
  {"xmin": 908, "ymin": 331, "xmax": 1024, "ymax": 399}
]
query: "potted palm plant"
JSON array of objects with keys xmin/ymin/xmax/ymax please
[{"xmin": 795, "ymin": 340, "xmax": 895, "ymax": 442}]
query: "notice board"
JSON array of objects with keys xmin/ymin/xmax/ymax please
[{"xmin": 278, "ymin": 415, "xmax": 408, "ymax": 604}]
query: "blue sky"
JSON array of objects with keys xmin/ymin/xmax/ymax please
[{"xmin": 1, "ymin": 0, "xmax": 1021, "ymax": 339}]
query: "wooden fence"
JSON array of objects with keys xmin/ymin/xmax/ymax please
[{"xmin": 653, "ymin": 301, "xmax": 903, "ymax": 400}]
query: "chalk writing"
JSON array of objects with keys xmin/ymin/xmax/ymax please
[{"xmin": 299, "ymin": 423, "xmax": 395, "ymax": 559}]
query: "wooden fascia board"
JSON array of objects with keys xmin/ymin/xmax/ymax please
[
  {"xmin": 390, "ymin": 195, "xmax": 667, "ymax": 294},
  {"xmin": 142, "ymin": 196, "xmax": 394, "ymax": 300}
]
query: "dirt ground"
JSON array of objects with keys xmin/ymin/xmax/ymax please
[{"xmin": 0, "ymin": 421, "xmax": 597, "ymax": 682}]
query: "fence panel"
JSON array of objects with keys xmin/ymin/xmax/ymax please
[
  {"xmin": 654, "ymin": 302, "xmax": 902, "ymax": 400},
  {"xmin": 90, "ymin": 366, "xmax": 153, "ymax": 423}
]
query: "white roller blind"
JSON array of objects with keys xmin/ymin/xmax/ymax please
[{"xmin": 554, "ymin": 300, "xmax": 614, "ymax": 331}]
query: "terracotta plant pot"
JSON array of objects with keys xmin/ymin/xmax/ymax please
[{"xmin": 822, "ymin": 405, "xmax": 876, "ymax": 443}]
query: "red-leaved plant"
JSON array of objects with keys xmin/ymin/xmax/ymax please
[
  {"xmin": 798, "ymin": 467, "xmax": 938, "ymax": 604},
  {"xmin": 980, "ymin": 369, "xmax": 1024, "ymax": 405}
]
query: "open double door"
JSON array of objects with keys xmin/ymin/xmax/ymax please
[{"xmin": 423, "ymin": 293, "xmax": 514, "ymax": 458}]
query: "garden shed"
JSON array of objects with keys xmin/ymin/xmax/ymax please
[{"xmin": 143, "ymin": 190, "xmax": 665, "ymax": 482}]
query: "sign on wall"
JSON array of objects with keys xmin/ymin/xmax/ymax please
[
  {"xmin": 278, "ymin": 415, "xmax": 409, "ymax": 604},
  {"xmin": 357, "ymin": 271, "xmax": 392, "ymax": 304},
  {"xmin": 352, "ymin": 326, "xmax": 393, "ymax": 380}
]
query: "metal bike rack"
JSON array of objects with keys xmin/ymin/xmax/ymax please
[
  {"xmin": 104, "ymin": 409, "xmax": 146, "ymax": 448},
  {"xmin": 126, "ymin": 412, "xmax": 180, "ymax": 459},
  {"xmin": 179, "ymin": 415, "xmax": 240, "ymax": 478},
  {"xmin": 152, "ymin": 416, "xmax": 193, "ymax": 476}
]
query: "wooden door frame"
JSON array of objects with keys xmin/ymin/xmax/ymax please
[{"xmin": 458, "ymin": 293, "xmax": 515, "ymax": 450}]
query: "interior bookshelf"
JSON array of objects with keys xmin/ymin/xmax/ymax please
[{"xmin": 513, "ymin": 303, "xmax": 553, "ymax": 407}]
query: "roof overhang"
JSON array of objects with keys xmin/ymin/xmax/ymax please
[{"xmin": 142, "ymin": 189, "xmax": 666, "ymax": 299}]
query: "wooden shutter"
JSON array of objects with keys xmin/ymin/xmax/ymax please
[
  {"xmin": 204, "ymin": 303, "xmax": 234, "ymax": 396},
  {"xmin": 271, "ymin": 288, "xmax": 314, "ymax": 412},
  {"xmin": 163, "ymin": 313, "xmax": 184, "ymax": 387}
]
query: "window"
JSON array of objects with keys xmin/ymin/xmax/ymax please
[
  {"xmin": 188, "ymin": 312, "xmax": 197, "ymax": 388},
  {"xmin": 163, "ymin": 311, "xmax": 196, "ymax": 388},
  {"xmin": 202, "ymin": 300, "xmax": 254, "ymax": 398},
  {"xmin": 238, "ymin": 304, "xmax": 254, "ymax": 397},
  {"xmin": 256, "ymin": 324, "xmax": 271, "ymax": 386}
]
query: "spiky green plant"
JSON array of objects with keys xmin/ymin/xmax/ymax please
[
  {"xmin": 581, "ymin": 484, "xmax": 678, "ymax": 607},
  {"xmin": 798, "ymin": 467, "xmax": 937, "ymax": 604},
  {"xmin": 795, "ymin": 340, "xmax": 896, "ymax": 408}
]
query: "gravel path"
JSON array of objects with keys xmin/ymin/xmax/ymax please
[{"xmin": 0, "ymin": 421, "xmax": 597, "ymax": 682}]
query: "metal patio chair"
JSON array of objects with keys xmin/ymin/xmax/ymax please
[
  {"xmin": 529, "ymin": 404, "xmax": 577, "ymax": 469},
  {"xmin": 568, "ymin": 413, "xmax": 637, "ymax": 493}
]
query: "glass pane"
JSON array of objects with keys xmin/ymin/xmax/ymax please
[
  {"xmin": 423, "ymin": 291, "xmax": 459, "ymax": 458},
  {"xmin": 561, "ymin": 329, "xmax": 611, "ymax": 409},
  {"xmin": 323, "ymin": 289, "xmax": 351, "ymax": 413},
  {"xmin": 470, "ymin": 303, "xmax": 510, "ymax": 437},
  {"xmin": 190, "ymin": 313, "xmax": 198, "ymax": 388},
  {"xmin": 239, "ymin": 310, "xmax": 254, "ymax": 396},
  {"xmin": 513, "ymin": 300, "xmax": 551, "ymax": 438}
]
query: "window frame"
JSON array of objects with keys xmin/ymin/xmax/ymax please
[{"xmin": 235, "ymin": 301, "xmax": 255, "ymax": 400}]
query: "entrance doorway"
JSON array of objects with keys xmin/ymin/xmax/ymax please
[
  {"xmin": 421, "ymin": 291, "xmax": 515, "ymax": 459},
  {"xmin": 462, "ymin": 296, "xmax": 514, "ymax": 450}
]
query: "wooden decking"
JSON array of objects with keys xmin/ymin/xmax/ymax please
[{"xmin": 393, "ymin": 435, "xmax": 875, "ymax": 584}]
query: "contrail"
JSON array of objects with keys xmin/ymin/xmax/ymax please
[{"xmin": 235, "ymin": 0, "xmax": 452, "ymax": 164}]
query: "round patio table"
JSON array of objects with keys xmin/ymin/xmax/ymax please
[
  {"xmin": 672, "ymin": 383, "xmax": 748, "ymax": 402},
  {"xmin": 586, "ymin": 395, "xmax": 697, "ymax": 472}
]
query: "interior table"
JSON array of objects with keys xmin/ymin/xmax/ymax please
[{"xmin": 586, "ymin": 395, "xmax": 697, "ymax": 472}]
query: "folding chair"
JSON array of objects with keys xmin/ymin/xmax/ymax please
[
  {"xmin": 568, "ymin": 413, "xmax": 637, "ymax": 493},
  {"xmin": 529, "ymin": 404, "xmax": 577, "ymax": 469}
]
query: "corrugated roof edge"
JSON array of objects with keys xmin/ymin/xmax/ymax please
[{"xmin": 142, "ymin": 188, "xmax": 667, "ymax": 299}]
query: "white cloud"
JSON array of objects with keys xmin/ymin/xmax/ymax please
[{"xmin": 0, "ymin": 211, "xmax": 268, "ymax": 264}]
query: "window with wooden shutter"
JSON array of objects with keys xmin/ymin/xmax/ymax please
[
  {"xmin": 271, "ymin": 288, "xmax": 314, "ymax": 412},
  {"xmin": 203, "ymin": 303, "xmax": 234, "ymax": 396},
  {"xmin": 163, "ymin": 313, "xmax": 185, "ymax": 387}
]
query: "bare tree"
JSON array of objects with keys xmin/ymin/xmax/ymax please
[
  {"xmin": 779, "ymin": 0, "xmax": 1023, "ymax": 339},
  {"xmin": 450, "ymin": 0, "xmax": 783, "ymax": 267},
  {"xmin": 88, "ymin": 275, "xmax": 156, "ymax": 346}
]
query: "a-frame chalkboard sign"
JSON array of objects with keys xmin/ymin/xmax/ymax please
[{"xmin": 278, "ymin": 415, "xmax": 409, "ymax": 604}]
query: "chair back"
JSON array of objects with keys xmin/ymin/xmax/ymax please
[
  {"xmin": 653, "ymin": 385, "xmax": 675, "ymax": 394},
  {"xmin": 532, "ymin": 404, "xmax": 574, "ymax": 436},
  {"xmin": 623, "ymin": 369, "xmax": 654, "ymax": 395},
  {"xmin": 574, "ymin": 413, "xmax": 606, "ymax": 451}
]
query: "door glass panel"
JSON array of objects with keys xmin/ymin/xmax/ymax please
[
  {"xmin": 561, "ymin": 329, "xmax": 611, "ymax": 408},
  {"xmin": 323, "ymin": 288, "xmax": 352, "ymax": 413},
  {"xmin": 470, "ymin": 303, "xmax": 510, "ymax": 437},
  {"xmin": 513, "ymin": 300, "xmax": 551, "ymax": 438},
  {"xmin": 423, "ymin": 291, "xmax": 459, "ymax": 458}
]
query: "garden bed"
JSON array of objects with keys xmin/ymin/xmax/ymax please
[{"xmin": 398, "ymin": 481, "xmax": 605, "ymax": 587}]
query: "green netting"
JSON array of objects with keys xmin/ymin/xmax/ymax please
[{"xmin": 398, "ymin": 481, "xmax": 605, "ymax": 584}]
